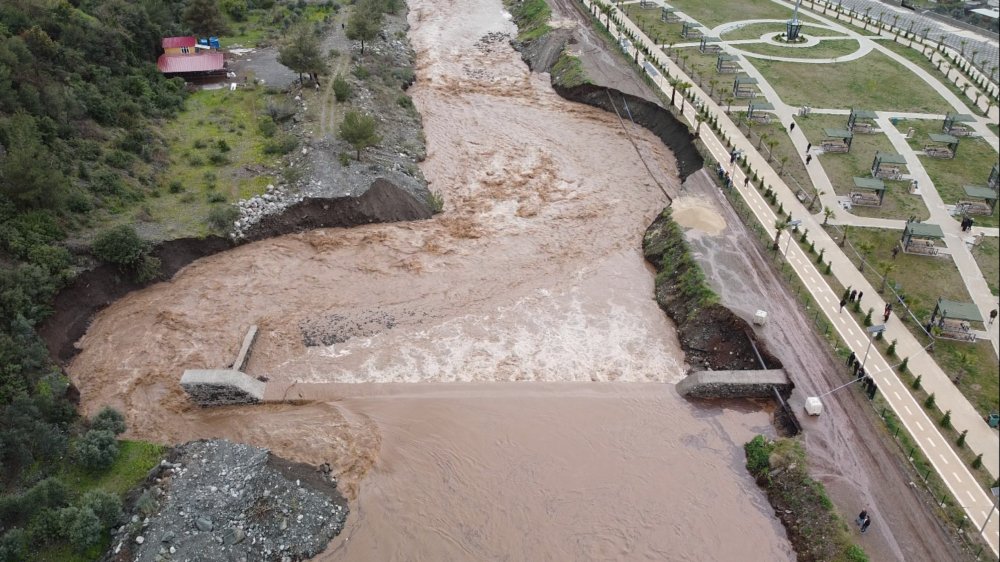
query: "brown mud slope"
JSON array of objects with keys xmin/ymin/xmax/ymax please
[
  {"xmin": 40, "ymin": 180, "xmax": 431, "ymax": 363},
  {"xmin": 643, "ymin": 208, "xmax": 783, "ymax": 372}
]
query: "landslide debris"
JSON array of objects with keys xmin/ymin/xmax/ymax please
[{"xmin": 104, "ymin": 440, "xmax": 347, "ymax": 562}]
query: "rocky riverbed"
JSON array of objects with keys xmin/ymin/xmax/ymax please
[{"xmin": 103, "ymin": 440, "xmax": 348, "ymax": 562}]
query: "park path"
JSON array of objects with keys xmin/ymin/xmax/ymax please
[{"xmin": 584, "ymin": 0, "xmax": 999, "ymax": 553}]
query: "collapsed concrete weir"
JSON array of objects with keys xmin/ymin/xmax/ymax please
[{"xmin": 181, "ymin": 325, "xmax": 267, "ymax": 406}]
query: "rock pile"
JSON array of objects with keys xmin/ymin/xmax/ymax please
[
  {"xmin": 231, "ymin": 183, "xmax": 304, "ymax": 240},
  {"xmin": 104, "ymin": 440, "xmax": 348, "ymax": 562}
]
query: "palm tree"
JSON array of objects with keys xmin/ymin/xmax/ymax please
[
  {"xmin": 724, "ymin": 95, "xmax": 734, "ymax": 113},
  {"xmin": 840, "ymin": 225, "xmax": 849, "ymax": 247},
  {"xmin": 708, "ymin": 79, "xmax": 718, "ymax": 98},
  {"xmin": 953, "ymin": 352, "xmax": 974, "ymax": 385},
  {"xmin": 694, "ymin": 116, "xmax": 703, "ymax": 138},
  {"xmin": 766, "ymin": 138, "xmax": 778, "ymax": 162},
  {"xmin": 857, "ymin": 241, "xmax": 874, "ymax": 272},
  {"xmin": 773, "ymin": 219, "xmax": 788, "ymax": 251},
  {"xmin": 878, "ymin": 261, "xmax": 896, "ymax": 292},
  {"xmin": 756, "ymin": 131, "xmax": 768, "ymax": 150},
  {"xmin": 676, "ymin": 81, "xmax": 692, "ymax": 112},
  {"xmin": 823, "ymin": 206, "xmax": 835, "ymax": 225},
  {"xmin": 778, "ymin": 155, "xmax": 789, "ymax": 175}
]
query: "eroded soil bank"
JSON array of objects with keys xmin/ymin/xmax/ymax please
[{"xmin": 63, "ymin": 0, "xmax": 798, "ymax": 558}]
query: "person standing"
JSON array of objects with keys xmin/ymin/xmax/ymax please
[
  {"xmin": 860, "ymin": 515, "xmax": 872, "ymax": 533},
  {"xmin": 856, "ymin": 510, "xmax": 868, "ymax": 526},
  {"xmin": 790, "ymin": 122, "xmax": 796, "ymax": 132},
  {"xmin": 849, "ymin": 289, "xmax": 857, "ymax": 302},
  {"xmin": 806, "ymin": 154, "xmax": 813, "ymax": 164},
  {"xmin": 990, "ymin": 309, "xmax": 998, "ymax": 326},
  {"xmin": 857, "ymin": 291, "xmax": 864, "ymax": 303},
  {"xmin": 847, "ymin": 351, "xmax": 856, "ymax": 365},
  {"xmin": 806, "ymin": 142, "xmax": 812, "ymax": 152},
  {"xmin": 840, "ymin": 298, "xmax": 848, "ymax": 312}
]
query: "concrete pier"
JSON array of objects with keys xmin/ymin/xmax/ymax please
[{"xmin": 676, "ymin": 369, "xmax": 791, "ymax": 399}]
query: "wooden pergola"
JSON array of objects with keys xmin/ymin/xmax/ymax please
[
  {"xmin": 928, "ymin": 298, "xmax": 983, "ymax": 342},
  {"xmin": 924, "ymin": 132, "xmax": 959, "ymax": 159},
  {"xmin": 847, "ymin": 108, "xmax": 878, "ymax": 133},
  {"xmin": 900, "ymin": 221, "xmax": 944, "ymax": 255},
  {"xmin": 871, "ymin": 151, "xmax": 906, "ymax": 180},
  {"xmin": 716, "ymin": 53, "xmax": 740, "ymax": 73},
  {"xmin": 959, "ymin": 185, "xmax": 998, "ymax": 215},
  {"xmin": 850, "ymin": 176, "xmax": 885, "ymax": 207},
  {"xmin": 942, "ymin": 113, "xmax": 976, "ymax": 137},
  {"xmin": 821, "ymin": 127, "xmax": 853, "ymax": 152}
]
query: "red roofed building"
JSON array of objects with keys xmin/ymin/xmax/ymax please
[
  {"xmin": 162, "ymin": 36, "xmax": 197, "ymax": 55},
  {"xmin": 158, "ymin": 36, "xmax": 224, "ymax": 77},
  {"xmin": 157, "ymin": 52, "xmax": 225, "ymax": 75}
]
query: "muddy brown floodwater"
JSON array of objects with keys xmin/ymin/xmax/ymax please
[{"xmin": 66, "ymin": 0, "xmax": 795, "ymax": 558}]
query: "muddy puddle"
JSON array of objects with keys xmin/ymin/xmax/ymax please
[{"xmin": 66, "ymin": 0, "xmax": 794, "ymax": 557}]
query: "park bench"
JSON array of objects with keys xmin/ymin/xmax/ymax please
[
  {"xmin": 946, "ymin": 125, "xmax": 971, "ymax": 137},
  {"xmin": 903, "ymin": 240, "xmax": 939, "ymax": 255},
  {"xmin": 822, "ymin": 140, "xmax": 849, "ymax": 153},
  {"xmin": 850, "ymin": 191, "xmax": 882, "ymax": 207},
  {"xmin": 850, "ymin": 122, "xmax": 874, "ymax": 134},
  {"xmin": 873, "ymin": 165, "xmax": 902, "ymax": 180},
  {"xmin": 938, "ymin": 319, "xmax": 977, "ymax": 342},
  {"xmin": 734, "ymin": 87, "xmax": 756, "ymax": 98},
  {"xmin": 957, "ymin": 200, "xmax": 993, "ymax": 216},
  {"xmin": 923, "ymin": 146, "xmax": 954, "ymax": 159}
]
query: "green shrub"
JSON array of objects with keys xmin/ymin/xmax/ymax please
[
  {"xmin": 91, "ymin": 407, "xmax": 126, "ymax": 435},
  {"xmin": 924, "ymin": 393, "xmax": 935, "ymax": 409},
  {"xmin": 911, "ymin": 374, "xmax": 921, "ymax": 389},
  {"xmin": 74, "ymin": 430, "xmax": 119, "ymax": 472},
  {"xmin": 940, "ymin": 410, "xmax": 951, "ymax": 429},
  {"xmin": 208, "ymin": 205, "xmax": 240, "ymax": 232},
  {"xmin": 263, "ymin": 135, "xmax": 299, "ymax": 155},
  {"xmin": 396, "ymin": 94, "xmax": 414, "ymax": 109},
  {"xmin": 216, "ymin": 139, "xmax": 231, "ymax": 152},
  {"xmin": 207, "ymin": 192, "xmax": 227, "ymax": 203},
  {"xmin": 134, "ymin": 255, "xmax": 162, "ymax": 283},
  {"xmin": 168, "ymin": 180, "xmax": 184, "ymax": 194},
  {"xmin": 80, "ymin": 490, "xmax": 122, "ymax": 528},
  {"xmin": 258, "ymin": 117, "xmax": 278, "ymax": 138},
  {"xmin": 426, "ymin": 190, "xmax": 444, "ymax": 213},
  {"xmin": 338, "ymin": 152, "xmax": 352, "ymax": 167},
  {"xmin": 0, "ymin": 529, "xmax": 27, "ymax": 562},
  {"xmin": 208, "ymin": 152, "xmax": 229, "ymax": 166},
  {"xmin": 956, "ymin": 429, "xmax": 967, "ymax": 448},
  {"xmin": 972, "ymin": 454, "xmax": 983, "ymax": 469},
  {"xmin": 333, "ymin": 75, "xmax": 351, "ymax": 101},
  {"xmin": 744, "ymin": 435, "xmax": 772, "ymax": 479},
  {"xmin": 352, "ymin": 65, "xmax": 370, "ymax": 80},
  {"xmin": 59, "ymin": 506, "xmax": 103, "ymax": 552},
  {"xmin": 91, "ymin": 225, "xmax": 147, "ymax": 268},
  {"xmin": 193, "ymin": 139, "xmax": 208, "ymax": 149}
]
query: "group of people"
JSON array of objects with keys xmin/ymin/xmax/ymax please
[
  {"xmin": 960, "ymin": 216, "xmax": 976, "ymax": 232},
  {"xmin": 856, "ymin": 510, "xmax": 873, "ymax": 533},
  {"xmin": 838, "ymin": 287, "xmax": 864, "ymax": 312}
]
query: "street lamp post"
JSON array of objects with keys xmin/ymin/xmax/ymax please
[
  {"xmin": 783, "ymin": 219, "xmax": 802, "ymax": 260},
  {"xmin": 981, "ymin": 486, "xmax": 1000, "ymax": 536},
  {"xmin": 861, "ymin": 323, "xmax": 887, "ymax": 370}
]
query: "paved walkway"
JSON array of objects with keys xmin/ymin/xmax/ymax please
[{"xmin": 585, "ymin": 0, "xmax": 999, "ymax": 554}]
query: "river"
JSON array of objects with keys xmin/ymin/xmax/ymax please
[{"xmin": 66, "ymin": 0, "xmax": 794, "ymax": 558}]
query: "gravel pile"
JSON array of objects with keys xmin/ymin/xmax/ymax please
[{"xmin": 104, "ymin": 440, "xmax": 348, "ymax": 562}]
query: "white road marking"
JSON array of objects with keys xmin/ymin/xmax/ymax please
[
  {"xmin": 940, "ymin": 455, "xmax": 949, "ymax": 465},
  {"xmin": 915, "ymin": 421, "xmax": 925, "ymax": 431},
  {"xmin": 927, "ymin": 438, "xmax": 936, "ymax": 448},
  {"xmin": 893, "ymin": 391, "xmax": 901, "ymax": 400},
  {"xmin": 967, "ymin": 491, "xmax": 977, "ymax": 504},
  {"xmin": 953, "ymin": 472, "xmax": 962, "ymax": 483}
]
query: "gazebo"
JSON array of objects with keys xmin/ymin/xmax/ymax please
[
  {"xmin": 924, "ymin": 133, "xmax": 959, "ymax": 159},
  {"xmin": 682, "ymin": 22, "xmax": 704, "ymax": 38},
  {"xmin": 959, "ymin": 185, "xmax": 998, "ymax": 216},
  {"xmin": 942, "ymin": 113, "xmax": 976, "ymax": 137},
  {"xmin": 732, "ymin": 75, "xmax": 758, "ymax": 98},
  {"xmin": 716, "ymin": 53, "xmax": 741, "ymax": 73},
  {"xmin": 699, "ymin": 36, "xmax": 722, "ymax": 54},
  {"xmin": 821, "ymin": 128, "xmax": 853, "ymax": 153},
  {"xmin": 747, "ymin": 101, "xmax": 774, "ymax": 123},
  {"xmin": 900, "ymin": 220, "xmax": 944, "ymax": 255},
  {"xmin": 848, "ymin": 108, "xmax": 878, "ymax": 133},
  {"xmin": 928, "ymin": 298, "xmax": 982, "ymax": 342},
  {"xmin": 638, "ymin": 0, "xmax": 656, "ymax": 8},
  {"xmin": 660, "ymin": 6, "xmax": 680, "ymax": 23},
  {"xmin": 871, "ymin": 152, "xmax": 907, "ymax": 180},
  {"xmin": 786, "ymin": 0, "xmax": 804, "ymax": 41},
  {"xmin": 849, "ymin": 176, "xmax": 885, "ymax": 207}
]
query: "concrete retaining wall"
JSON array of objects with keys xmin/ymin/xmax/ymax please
[
  {"xmin": 180, "ymin": 369, "xmax": 266, "ymax": 406},
  {"xmin": 676, "ymin": 369, "xmax": 792, "ymax": 399}
]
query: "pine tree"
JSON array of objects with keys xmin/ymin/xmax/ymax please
[
  {"xmin": 339, "ymin": 111, "xmax": 381, "ymax": 161},
  {"xmin": 278, "ymin": 25, "xmax": 326, "ymax": 82},
  {"xmin": 346, "ymin": 1, "xmax": 384, "ymax": 55},
  {"xmin": 183, "ymin": 0, "xmax": 230, "ymax": 37}
]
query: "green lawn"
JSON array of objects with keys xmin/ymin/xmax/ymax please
[
  {"xmin": 935, "ymin": 339, "xmax": 1000, "ymax": 418},
  {"xmin": 624, "ymin": 4, "xmax": 684, "ymax": 44},
  {"xmin": 902, "ymin": 118, "xmax": 1000, "ymax": 227},
  {"xmin": 667, "ymin": 0, "xmax": 815, "ymax": 29},
  {"xmin": 721, "ymin": 22, "xmax": 846, "ymax": 41},
  {"xmin": 753, "ymin": 51, "xmax": 952, "ymax": 114},
  {"xmin": 670, "ymin": 47, "xmax": 727, "ymax": 84},
  {"xmin": 874, "ymin": 40, "xmax": 982, "ymax": 116},
  {"xmin": 798, "ymin": 114, "xmax": 929, "ymax": 220},
  {"xmin": 148, "ymin": 86, "xmax": 284, "ymax": 238},
  {"xmin": 735, "ymin": 38, "xmax": 861, "ymax": 59},
  {"xmin": 972, "ymin": 236, "xmax": 999, "ymax": 295}
]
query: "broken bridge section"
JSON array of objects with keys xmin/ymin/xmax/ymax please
[
  {"xmin": 181, "ymin": 325, "xmax": 265, "ymax": 406},
  {"xmin": 676, "ymin": 369, "xmax": 792, "ymax": 399}
]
